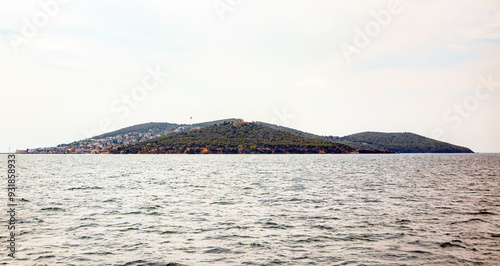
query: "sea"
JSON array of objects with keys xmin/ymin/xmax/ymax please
[{"xmin": 0, "ymin": 154, "xmax": 499, "ymax": 265}]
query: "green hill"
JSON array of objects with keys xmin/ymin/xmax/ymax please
[
  {"xmin": 254, "ymin": 122, "xmax": 336, "ymax": 142},
  {"xmin": 45, "ymin": 118, "xmax": 473, "ymax": 154},
  {"xmin": 109, "ymin": 122, "xmax": 355, "ymax": 154},
  {"xmin": 252, "ymin": 123, "xmax": 472, "ymax": 153},
  {"xmin": 337, "ymin": 132, "xmax": 473, "ymax": 153}
]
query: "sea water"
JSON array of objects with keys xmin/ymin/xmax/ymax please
[{"xmin": 0, "ymin": 154, "xmax": 498, "ymax": 265}]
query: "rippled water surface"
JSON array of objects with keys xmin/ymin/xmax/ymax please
[{"xmin": 1, "ymin": 154, "xmax": 499, "ymax": 265}]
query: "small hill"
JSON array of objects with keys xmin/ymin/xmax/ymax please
[
  {"xmin": 252, "ymin": 123, "xmax": 472, "ymax": 153},
  {"xmin": 26, "ymin": 118, "xmax": 474, "ymax": 154},
  {"xmin": 109, "ymin": 122, "xmax": 355, "ymax": 154},
  {"xmin": 93, "ymin": 118, "xmax": 243, "ymax": 139},
  {"xmin": 94, "ymin": 122, "xmax": 180, "ymax": 139},
  {"xmin": 337, "ymin": 132, "xmax": 473, "ymax": 153}
]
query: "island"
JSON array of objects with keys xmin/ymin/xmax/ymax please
[{"xmin": 17, "ymin": 118, "xmax": 473, "ymax": 154}]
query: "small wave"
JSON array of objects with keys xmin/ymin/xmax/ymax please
[
  {"xmin": 76, "ymin": 257, "xmax": 92, "ymax": 261},
  {"xmin": 361, "ymin": 198, "xmax": 382, "ymax": 203},
  {"xmin": 439, "ymin": 242, "xmax": 466, "ymax": 249},
  {"xmin": 450, "ymin": 218, "xmax": 488, "ymax": 224},
  {"xmin": 35, "ymin": 255, "xmax": 56, "ymax": 260},
  {"xmin": 41, "ymin": 207, "xmax": 67, "ymax": 212},
  {"xmin": 210, "ymin": 201, "xmax": 234, "ymax": 205},
  {"xmin": 309, "ymin": 216, "xmax": 339, "ymax": 220},
  {"xmin": 296, "ymin": 237, "xmax": 328, "ymax": 243},
  {"xmin": 312, "ymin": 224, "xmax": 334, "ymax": 230},
  {"xmin": 291, "ymin": 255, "xmax": 311, "ymax": 261},
  {"xmin": 267, "ymin": 259, "xmax": 286, "ymax": 264},
  {"xmin": 204, "ymin": 247, "xmax": 233, "ymax": 254},
  {"xmin": 337, "ymin": 234, "xmax": 377, "ymax": 242},
  {"xmin": 117, "ymin": 260, "xmax": 148, "ymax": 266},
  {"xmin": 389, "ymin": 196, "xmax": 405, "ymax": 199},
  {"xmin": 160, "ymin": 230, "xmax": 178, "ymax": 235},
  {"xmin": 205, "ymin": 234, "xmax": 253, "ymax": 240},
  {"xmin": 123, "ymin": 211, "xmax": 142, "ymax": 215},
  {"xmin": 82, "ymin": 251, "xmax": 113, "ymax": 255},
  {"xmin": 118, "ymin": 227, "xmax": 140, "ymax": 232},
  {"xmin": 409, "ymin": 250, "xmax": 433, "ymax": 254},
  {"xmin": 67, "ymin": 223, "xmax": 98, "ymax": 231},
  {"xmin": 206, "ymin": 257, "xmax": 229, "ymax": 262},
  {"xmin": 259, "ymin": 221, "xmax": 294, "ymax": 229},
  {"xmin": 139, "ymin": 205, "xmax": 163, "ymax": 210},
  {"xmin": 466, "ymin": 210, "xmax": 497, "ymax": 215},
  {"xmin": 385, "ymin": 233, "xmax": 405, "ymax": 240},
  {"xmin": 68, "ymin": 186, "xmax": 104, "ymax": 190},
  {"xmin": 116, "ymin": 259, "xmax": 180, "ymax": 266},
  {"xmin": 26, "ymin": 251, "xmax": 52, "ymax": 256},
  {"xmin": 103, "ymin": 198, "xmax": 119, "ymax": 203}
]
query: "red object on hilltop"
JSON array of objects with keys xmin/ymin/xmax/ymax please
[{"xmin": 232, "ymin": 121, "xmax": 250, "ymax": 125}]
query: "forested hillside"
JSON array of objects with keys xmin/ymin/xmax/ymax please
[
  {"xmin": 109, "ymin": 122, "xmax": 354, "ymax": 154},
  {"xmin": 338, "ymin": 132, "xmax": 473, "ymax": 153}
]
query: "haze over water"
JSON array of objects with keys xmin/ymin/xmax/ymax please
[{"xmin": 1, "ymin": 154, "xmax": 499, "ymax": 265}]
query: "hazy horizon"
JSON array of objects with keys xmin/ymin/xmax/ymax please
[{"xmin": 1, "ymin": 1, "xmax": 499, "ymax": 152}]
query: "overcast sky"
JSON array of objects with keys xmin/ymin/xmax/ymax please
[{"xmin": 1, "ymin": 0, "xmax": 499, "ymax": 152}]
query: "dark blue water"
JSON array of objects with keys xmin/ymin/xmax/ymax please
[{"xmin": 1, "ymin": 154, "xmax": 499, "ymax": 265}]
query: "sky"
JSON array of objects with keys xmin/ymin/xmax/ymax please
[{"xmin": 1, "ymin": 0, "xmax": 499, "ymax": 153}]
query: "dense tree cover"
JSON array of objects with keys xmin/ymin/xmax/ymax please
[
  {"xmin": 254, "ymin": 124, "xmax": 472, "ymax": 153},
  {"xmin": 192, "ymin": 118, "xmax": 243, "ymax": 128},
  {"xmin": 109, "ymin": 123, "xmax": 354, "ymax": 154},
  {"xmin": 337, "ymin": 132, "xmax": 473, "ymax": 153},
  {"xmin": 68, "ymin": 117, "xmax": 472, "ymax": 154},
  {"xmin": 94, "ymin": 119, "xmax": 243, "ymax": 139}
]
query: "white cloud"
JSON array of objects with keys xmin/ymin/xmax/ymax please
[{"xmin": 296, "ymin": 77, "xmax": 329, "ymax": 88}]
